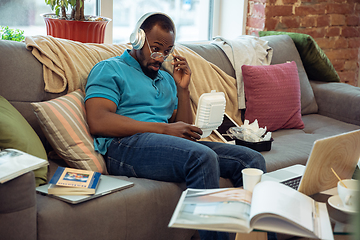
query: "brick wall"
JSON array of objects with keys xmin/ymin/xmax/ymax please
[{"xmin": 246, "ymin": 0, "xmax": 360, "ymax": 86}]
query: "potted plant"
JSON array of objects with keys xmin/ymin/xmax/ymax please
[{"xmin": 42, "ymin": 0, "xmax": 111, "ymax": 43}]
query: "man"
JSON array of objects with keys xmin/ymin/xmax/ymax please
[{"xmin": 85, "ymin": 12, "xmax": 266, "ymax": 240}]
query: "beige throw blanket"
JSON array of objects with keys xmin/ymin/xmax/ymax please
[
  {"xmin": 212, "ymin": 36, "xmax": 273, "ymax": 109},
  {"xmin": 25, "ymin": 35, "xmax": 129, "ymax": 93},
  {"xmin": 162, "ymin": 44, "xmax": 242, "ymax": 142},
  {"xmin": 25, "ymin": 36, "xmax": 242, "ymax": 142}
]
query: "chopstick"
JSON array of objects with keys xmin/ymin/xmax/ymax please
[{"xmin": 331, "ymin": 167, "xmax": 347, "ymax": 188}]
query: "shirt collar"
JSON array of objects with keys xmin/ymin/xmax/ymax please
[{"xmin": 121, "ymin": 49, "xmax": 163, "ymax": 81}]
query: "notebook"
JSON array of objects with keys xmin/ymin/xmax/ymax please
[
  {"xmin": 36, "ymin": 175, "xmax": 134, "ymax": 204},
  {"xmin": 261, "ymin": 129, "xmax": 360, "ymax": 196}
]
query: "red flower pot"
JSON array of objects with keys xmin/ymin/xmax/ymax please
[{"xmin": 41, "ymin": 14, "xmax": 111, "ymax": 44}]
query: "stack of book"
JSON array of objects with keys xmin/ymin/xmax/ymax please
[{"xmin": 48, "ymin": 167, "xmax": 101, "ymax": 195}]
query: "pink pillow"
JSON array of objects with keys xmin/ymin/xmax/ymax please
[{"xmin": 242, "ymin": 61, "xmax": 304, "ymax": 132}]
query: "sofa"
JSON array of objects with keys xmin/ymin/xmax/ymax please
[{"xmin": 1, "ymin": 34, "xmax": 359, "ymax": 240}]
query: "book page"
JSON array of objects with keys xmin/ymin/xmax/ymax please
[
  {"xmin": 250, "ymin": 181, "xmax": 315, "ymax": 234},
  {"xmin": 169, "ymin": 188, "xmax": 253, "ymax": 233}
]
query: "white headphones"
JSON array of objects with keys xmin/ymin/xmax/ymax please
[{"xmin": 129, "ymin": 12, "xmax": 176, "ymax": 50}]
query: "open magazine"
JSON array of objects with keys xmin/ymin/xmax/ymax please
[
  {"xmin": 0, "ymin": 148, "xmax": 48, "ymax": 183},
  {"xmin": 169, "ymin": 181, "xmax": 334, "ymax": 240}
]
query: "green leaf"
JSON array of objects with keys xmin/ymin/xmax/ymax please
[
  {"xmin": 1, "ymin": 26, "xmax": 25, "ymax": 42},
  {"xmin": 55, "ymin": 7, "xmax": 60, "ymax": 16}
]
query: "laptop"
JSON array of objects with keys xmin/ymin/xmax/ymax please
[
  {"xmin": 261, "ymin": 129, "xmax": 360, "ymax": 196},
  {"xmin": 36, "ymin": 175, "xmax": 134, "ymax": 204}
]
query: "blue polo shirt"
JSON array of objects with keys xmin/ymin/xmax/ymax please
[{"xmin": 85, "ymin": 49, "xmax": 178, "ymax": 155}]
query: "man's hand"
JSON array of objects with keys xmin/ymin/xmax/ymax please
[
  {"xmin": 164, "ymin": 121, "xmax": 203, "ymax": 141},
  {"xmin": 86, "ymin": 98, "xmax": 201, "ymax": 140},
  {"xmin": 170, "ymin": 54, "xmax": 193, "ymax": 125},
  {"xmin": 172, "ymin": 54, "xmax": 191, "ymax": 90}
]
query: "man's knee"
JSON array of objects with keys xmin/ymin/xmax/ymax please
[
  {"xmin": 192, "ymin": 146, "xmax": 220, "ymax": 174},
  {"xmin": 252, "ymin": 151, "xmax": 267, "ymax": 173},
  {"xmin": 200, "ymin": 147, "xmax": 219, "ymax": 166},
  {"xmin": 184, "ymin": 146, "xmax": 221, "ymax": 189}
]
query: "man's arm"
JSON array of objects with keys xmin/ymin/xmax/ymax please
[{"xmin": 85, "ymin": 97, "xmax": 202, "ymax": 140}]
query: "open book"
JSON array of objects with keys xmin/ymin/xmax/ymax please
[
  {"xmin": 169, "ymin": 181, "xmax": 334, "ymax": 240},
  {"xmin": 0, "ymin": 148, "xmax": 48, "ymax": 184}
]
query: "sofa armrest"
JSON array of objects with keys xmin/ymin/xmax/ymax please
[
  {"xmin": 310, "ymin": 81, "xmax": 360, "ymax": 126},
  {"xmin": 0, "ymin": 171, "xmax": 37, "ymax": 240}
]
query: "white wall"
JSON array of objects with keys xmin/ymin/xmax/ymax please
[
  {"xmin": 99, "ymin": 0, "xmax": 113, "ymax": 44},
  {"xmin": 212, "ymin": 0, "xmax": 248, "ymax": 39}
]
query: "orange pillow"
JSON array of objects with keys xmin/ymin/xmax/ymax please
[{"xmin": 242, "ymin": 61, "xmax": 304, "ymax": 132}]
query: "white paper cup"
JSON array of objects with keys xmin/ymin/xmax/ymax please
[
  {"xmin": 242, "ymin": 168, "xmax": 264, "ymax": 192},
  {"xmin": 337, "ymin": 179, "xmax": 359, "ymax": 211}
]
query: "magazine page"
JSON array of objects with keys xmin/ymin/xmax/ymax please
[
  {"xmin": 0, "ymin": 148, "xmax": 48, "ymax": 183},
  {"xmin": 249, "ymin": 181, "xmax": 318, "ymax": 238},
  {"xmin": 317, "ymin": 202, "xmax": 334, "ymax": 240},
  {"xmin": 168, "ymin": 188, "xmax": 253, "ymax": 233}
]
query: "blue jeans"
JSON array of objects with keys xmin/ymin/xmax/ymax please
[{"xmin": 105, "ymin": 132, "xmax": 267, "ymax": 240}]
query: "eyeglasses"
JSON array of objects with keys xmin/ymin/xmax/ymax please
[{"xmin": 145, "ymin": 36, "xmax": 173, "ymax": 62}]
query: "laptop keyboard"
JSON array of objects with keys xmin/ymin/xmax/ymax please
[{"xmin": 280, "ymin": 176, "xmax": 302, "ymax": 190}]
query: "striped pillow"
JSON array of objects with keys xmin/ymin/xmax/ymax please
[{"xmin": 31, "ymin": 89, "xmax": 108, "ymax": 174}]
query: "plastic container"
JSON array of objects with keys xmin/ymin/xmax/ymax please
[
  {"xmin": 235, "ymin": 138, "xmax": 273, "ymax": 152},
  {"xmin": 194, "ymin": 90, "xmax": 226, "ymax": 138}
]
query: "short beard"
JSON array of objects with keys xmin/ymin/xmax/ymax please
[
  {"xmin": 141, "ymin": 65, "xmax": 159, "ymax": 79},
  {"xmin": 137, "ymin": 49, "xmax": 160, "ymax": 79}
]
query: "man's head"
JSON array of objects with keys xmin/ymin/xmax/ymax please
[{"xmin": 130, "ymin": 13, "xmax": 176, "ymax": 79}]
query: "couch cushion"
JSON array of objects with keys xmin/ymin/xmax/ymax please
[
  {"xmin": 259, "ymin": 31, "xmax": 340, "ymax": 83},
  {"xmin": 260, "ymin": 35, "xmax": 318, "ymax": 115},
  {"xmin": 0, "ymin": 172, "xmax": 37, "ymax": 240},
  {"xmin": 0, "ymin": 40, "xmax": 44, "ymax": 103},
  {"xmin": 310, "ymin": 81, "xmax": 360, "ymax": 126},
  {"xmin": 0, "ymin": 95, "xmax": 48, "ymax": 186},
  {"xmin": 242, "ymin": 61, "xmax": 304, "ymax": 132},
  {"xmin": 181, "ymin": 43, "xmax": 236, "ymax": 79},
  {"xmin": 263, "ymin": 114, "xmax": 360, "ymax": 172},
  {"xmin": 31, "ymin": 90, "xmax": 108, "ymax": 174},
  {"xmin": 0, "ymin": 40, "xmax": 65, "ymax": 147},
  {"xmin": 36, "ymin": 177, "xmax": 195, "ymax": 240}
]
